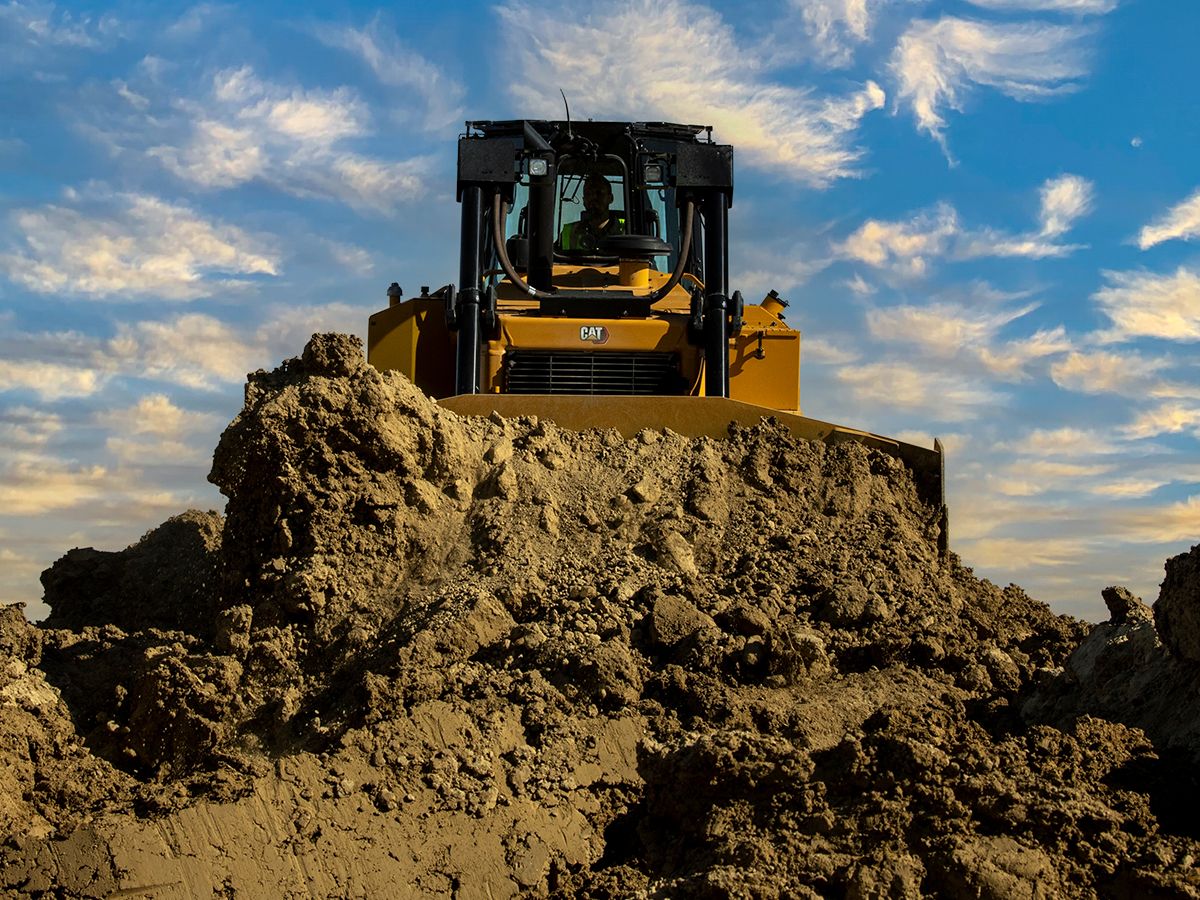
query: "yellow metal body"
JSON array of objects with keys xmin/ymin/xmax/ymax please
[{"xmin": 368, "ymin": 263, "xmax": 801, "ymax": 413}]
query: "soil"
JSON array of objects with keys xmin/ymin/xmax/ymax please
[{"xmin": 3, "ymin": 333, "xmax": 1200, "ymax": 898}]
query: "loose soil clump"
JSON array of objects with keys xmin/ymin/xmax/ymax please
[{"xmin": 4, "ymin": 334, "xmax": 1200, "ymax": 898}]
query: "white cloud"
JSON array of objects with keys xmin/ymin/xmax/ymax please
[
  {"xmin": 839, "ymin": 176, "xmax": 1091, "ymax": 274},
  {"xmin": 126, "ymin": 66, "xmax": 433, "ymax": 214},
  {"xmin": 1120, "ymin": 403, "xmax": 1200, "ymax": 440},
  {"xmin": 1092, "ymin": 267, "xmax": 1200, "ymax": 343},
  {"xmin": 838, "ymin": 203, "xmax": 959, "ymax": 276},
  {"xmin": 0, "ymin": 454, "xmax": 113, "ymax": 515},
  {"xmin": 963, "ymin": 0, "xmax": 1117, "ymax": 12},
  {"xmin": 1137, "ymin": 188, "xmax": 1200, "ymax": 250},
  {"xmin": 97, "ymin": 394, "xmax": 220, "ymax": 437},
  {"xmin": 997, "ymin": 426, "xmax": 1121, "ymax": 458},
  {"xmin": 890, "ymin": 16, "xmax": 1094, "ymax": 153},
  {"xmin": 315, "ymin": 15, "xmax": 466, "ymax": 132},
  {"xmin": 497, "ymin": 0, "xmax": 885, "ymax": 187},
  {"xmin": 0, "ymin": 191, "xmax": 278, "ymax": 299},
  {"xmin": 109, "ymin": 314, "xmax": 262, "ymax": 389},
  {"xmin": 794, "ymin": 0, "xmax": 876, "ymax": 66},
  {"xmin": 836, "ymin": 360, "xmax": 1005, "ymax": 421},
  {"xmin": 0, "ymin": 1, "xmax": 120, "ymax": 53},
  {"xmin": 960, "ymin": 535, "xmax": 1094, "ymax": 571},
  {"xmin": 1050, "ymin": 349, "xmax": 1168, "ymax": 395},
  {"xmin": 0, "ymin": 359, "xmax": 104, "ymax": 399},
  {"xmin": 1038, "ymin": 174, "xmax": 1095, "ymax": 237}
]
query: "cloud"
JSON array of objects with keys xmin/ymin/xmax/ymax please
[
  {"xmin": 836, "ymin": 361, "xmax": 1005, "ymax": 421},
  {"xmin": 314, "ymin": 15, "xmax": 466, "ymax": 132},
  {"xmin": 839, "ymin": 176, "xmax": 1091, "ymax": 275},
  {"xmin": 0, "ymin": 407, "xmax": 63, "ymax": 447},
  {"xmin": 0, "ymin": 359, "xmax": 104, "ymax": 399},
  {"xmin": 793, "ymin": 0, "xmax": 876, "ymax": 66},
  {"xmin": 103, "ymin": 66, "xmax": 433, "ymax": 215},
  {"xmin": 1120, "ymin": 403, "xmax": 1200, "ymax": 440},
  {"xmin": 838, "ymin": 203, "xmax": 960, "ymax": 276},
  {"xmin": 497, "ymin": 0, "xmax": 885, "ymax": 187},
  {"xmin": 0, "ymin": 1, "xmax": 120, "ymax": 55},
  {"xmin": 890, "ymin": 16, "xmax": 1094, "ymax": 153},
  {"xmin": 1137, "ymin": 188, "xmax": 1200, "ymax": 250},
  {"xmin": 0, "ymin": 454, "xmax": 113, "ymax": 515},
  {"xmin": 1050, "ymin": 349, "xmax": 1168, "ymax": 395},
  {"xmin": 1091, "ymin": 267, "xmax": 1200, "ymax": 343},
  {"xmin": 1115, "ymin": 495, "xmax": 1200, "ymax": 545},
  {"xmin": 0, "ymin": 191, "xmax": 278, "ymax": 299},
  {"xmin": 865, "ymin": 293, "xmax": 1072, "ymax": 382},
  {"xmin": 97, "ymin": 394, "xmax": 221, "ymax": 438},
  {"xmin": 963, "ymin": 0, "xmax": 1117, "ymax": 12},
  {"xmin": 959, "ymin": 535, "xmax": 1094, "ymax": 571},
  {"xmin": 997, "ymin": 426, "xmax": 1121, "ymax": 457},
  {"xmin": 1038, "ymin": 174, "xmax": 1095, "ymax": 237}
]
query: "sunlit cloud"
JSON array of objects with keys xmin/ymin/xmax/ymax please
[
  {"xmin": 1137, "ymin": 188, "xmax": 1200, "ymax": 250},
  {"xmin": 964, "ymin": 0, "xmax": 1117, "ymax": 10},
  {"xmin": 1049, "ymin": 349, "xmax": 1169, "ymax": 395},
  {"xmin": 1120, "ymin": 403, "xmax": 1200, "ymax": 440},
  {"xmin": 498, "ymin": 0, "xmax": 885, "ymax": 187},
  {"xmin": 1038, "ymin": 174, "xmax": 1095, "ymax": 237},
  {"xmin": 890, "ymin": 16, "xmax": 1095, "ymax": 155},
  {"xmin": 839, "ymin": 175, "xmax": 1091, "ymax": 275},
  {"xmin": 836, "ymin": 360, "xmax": 1005, "ymax": 421},
  {"xmin": 1092, "ymin": 267, "xmax": 1200, "ymax": 343},
  {"xmin": 0, "ymin": 190, "xmax": 278, "ymax": 299}
]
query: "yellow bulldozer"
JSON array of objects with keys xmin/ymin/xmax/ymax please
[{"xmin": 367, "ymin": 119, "xmax": 947, "ymax": 553}]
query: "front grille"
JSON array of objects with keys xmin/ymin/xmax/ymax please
[{"xmin": 504, "ymin": 350, "xmax": 680, "ymax": 395}]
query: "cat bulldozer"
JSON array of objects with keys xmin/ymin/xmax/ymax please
[{"xmin": 367, "ymin": 119, "xmax": 947, "ymax": 552}]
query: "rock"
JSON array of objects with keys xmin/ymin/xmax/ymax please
[{"xmin": 1155, "ymin": 544, "xmax": 1200, "ymax": 663}]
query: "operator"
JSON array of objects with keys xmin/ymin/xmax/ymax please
[{"xmin": 559, "ymin": 173, "xmax": 625, "ymax": 251}]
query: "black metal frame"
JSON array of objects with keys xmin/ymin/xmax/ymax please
[{"xmin": 454, "ymin": 120, "xmax": 736, "ymax": 397}]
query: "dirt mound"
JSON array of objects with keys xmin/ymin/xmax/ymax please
[{"xmin": 4, "ymin": 333, "xmax": 1200, "ymax": 898}]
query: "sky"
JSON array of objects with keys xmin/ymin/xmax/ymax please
[{"xmin": 1, "ymin": 0, "xmax": 1198, "ymax": 622}]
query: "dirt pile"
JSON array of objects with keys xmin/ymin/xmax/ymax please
[{"xmin": 4, "ymin": 333, "xmax": 1200, "ymax": 898}]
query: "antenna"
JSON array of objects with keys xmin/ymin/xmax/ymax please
[{"xmin": 560, "ymin": 89, "xmax": 572, "ymax": 139}]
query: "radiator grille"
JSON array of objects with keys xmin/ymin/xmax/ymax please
[{"xmin": 504, "ymin": 350, "xmax": 680, "ymax": 395}]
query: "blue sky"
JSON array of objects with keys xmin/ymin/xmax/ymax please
[{"xmin": 1, "ymin": 0, "xmax": 1198, "ymax": 621}]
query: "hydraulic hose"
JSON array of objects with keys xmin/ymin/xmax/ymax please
[{"xmin": 490, "ymin": 190, "xmax": 695, "ymax": 303}]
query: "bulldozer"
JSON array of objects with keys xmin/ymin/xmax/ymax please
[{"xmin": 367, "ymin": 119, "xmax": 947, "ymax": 553}]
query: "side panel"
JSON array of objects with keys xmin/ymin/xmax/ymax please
[
  {"xmin": 729, "ymin": 320, "xmax": 801, "ymax": 414},
  {"xmin": 367, "ymin": 299, "xmax": 456, "ymax": 398}
]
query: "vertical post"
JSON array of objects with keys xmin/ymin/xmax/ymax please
[
  {"xmin": 455, "ymin": 184, "xmax": 484, "ymax": 395},
  {"xmin": 702, "ymin": 191, "xmax": 729, "ymax": 398},
  {"xmin": 527, "ymin": 155, "xmax": 557, "ymax": 294}
]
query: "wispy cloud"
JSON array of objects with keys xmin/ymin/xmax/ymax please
[
  {"xmin": 1137, "ymin": 188, "xmax": 1200, "ymax": 250},
  {"xmin": 1038, "ymin": 174, "xmax": 1095, "ymax": 237},
  {"xmin": 836, "ymin": 360, "xmax": 1006, "ymax": 422},
  {"xmin": 1050, "ymin": 349, "xmax": 1169, "ymax": 395},
  {"xmin": 838, "ymin": 175, "xmax": 1092, "ymax": 275},
  {"xmin": 497, "ymin": 0, "xmax": 885, "ymax": 187},
  {"xmin": 88, "ymin": 65, "xmax": 433, "ymax": 215},
  {"xmin": 314, "ymin": 14, "xmax": 466, "ymax": 132},
  {"xmin": 0, "ymin": 189, "xmax": 278, "ymax": 299},
  {"xmin": 0, "ymin": 1, "xmax": 121, "ymax": 54},
  {"xmin": 865, "ymin": 295, "xmax": 1070, "ymax": 380},
  {"xmin": 1120, "ymin": 403, "xmax": 1200, "ymax": 440},
  {"xmin": 1091, "ymin": 267, "xmax": 1200, "ymax": 343},
  {"xmin": 890, "ymin": 16, "xmax": 1095, "ymax": 155},
  {"xmin": 963, "ymin": 0, "xmax": 1118, "ymax": 12},
  {"xmin": 792, "ymin": 0, "xmax": 877, "ymax": 67}
]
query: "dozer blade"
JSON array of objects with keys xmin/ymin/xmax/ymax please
[{"xmin": 439, "ymin": 394, "xmax": 948, "ymax": 557}]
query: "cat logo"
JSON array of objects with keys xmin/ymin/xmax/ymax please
[{"xmin": 579, "ymin": 325, "xmax": 609, "ymax": 344}]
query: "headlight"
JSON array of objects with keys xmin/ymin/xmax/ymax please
[
  {"xmin": 528, "ymin": 158, "xmax": 548, "ymax": 177},
  {"xmin": 643, "ymin": 163, "xmax": 664, "ymax": 183}
]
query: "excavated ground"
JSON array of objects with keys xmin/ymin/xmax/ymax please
[{"xmin": 3, "ymin": 334, "xmax": 1200, "ymax": 898}]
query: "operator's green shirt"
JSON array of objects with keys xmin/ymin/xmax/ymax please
[{"xmin": 559, "ymin": 214, "xmax": 626, "ymax": 251}]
